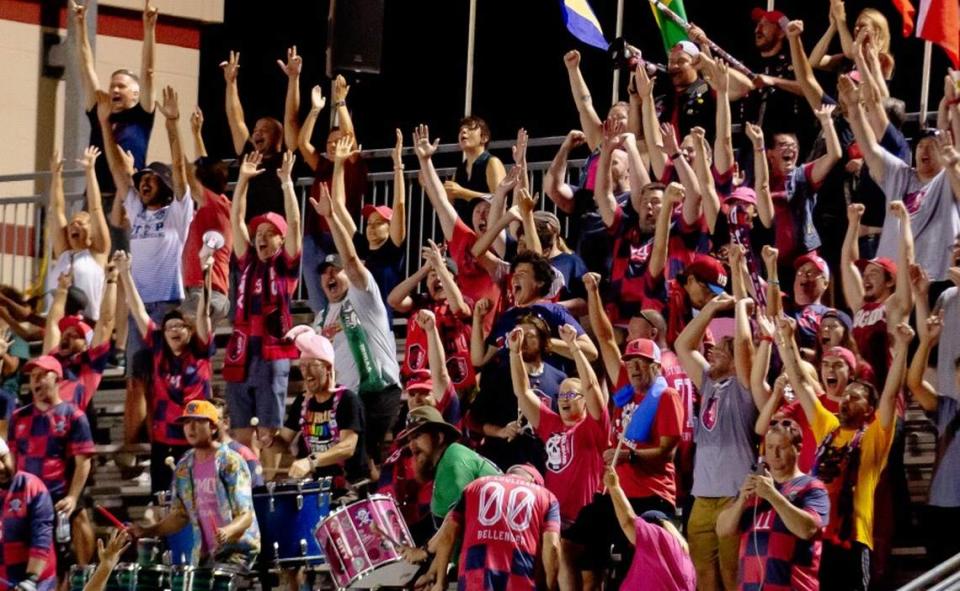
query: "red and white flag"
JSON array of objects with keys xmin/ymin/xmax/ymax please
[
  {"xmin": 892, "ymin": 0, "xmax": 916, "ymax": 37},
  {"xmin": 915, "ymin": 0, "xmax": 960, "ymax": 67}
]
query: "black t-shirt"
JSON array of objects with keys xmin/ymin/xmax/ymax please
[
  {"xmin": 285, "ymin": 388, "xmax": 368, "ymax": 482},
  {"xmin": 742, "ymin": 48, "xmax": 810, "ymax": 141},
  {"xmin": 355, "ymin": 237, "xmax": 405, "ymax": 323},
  {"xmin": 86, "ymin": 104, "xmax": 156, "ymax": 195},
  {"xmin": 656, "ymin": 78, "xmax": 716, "ymax": 140},
  {"xmin": 240, "ymin": 145, "xmax": 287, "ymax": 223}
]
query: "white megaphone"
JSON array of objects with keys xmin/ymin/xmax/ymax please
[{"xmin": 199, "ymin": 230, "xmax": 225, "ymax": 269}]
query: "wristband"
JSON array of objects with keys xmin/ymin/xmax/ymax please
[
  {"xmin": 768, "ymin": 280, "xmax": 779, "ymax": 286},
  {"xmin": 669, "ymin": 152, "xmax": 682, "ymax": 161},
  {"xmin": 759, "ymin": 335, "xmax": 774, "ymax": 344},
  {"xmin": 335, "ymin": 100, "xmax": 346, "ymax": 107},
  {"xmin": 948, "ymin": 98, "xmax": 960, "ymax": 106}
]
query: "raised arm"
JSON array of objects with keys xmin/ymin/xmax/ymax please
[
  {"xmin": 762, "ymin": 246, "xmax": 782, "ymax": 317},
  {"xmin": 786, "ymin": 21, "xmax": 828, "ymax": 112},
  {"xmin": 564, "ymin": 50, "xmax": 604, "ymax": 150},
  {"xmin": 48, "ymin": 152, "xmax": 68, "ymax": 259},
  {"xmin": 809, "ymin": 13, "xmax": 840, "ymax": 70},
  {"xmin": 880, "ymin": 323, "xmax": 913, "ymax": 430},
  {"xmin": 331, "ymin": 137, "xmax": 358, "ymax": 236},
  {"xmin": 604, "ymin": 468, "xmax": 638, "ymax": 544},
  {"xmin": 887, "ymin": 201, "xmax": 915, "ymax": 320},
  {"xmin": 837, "ymin": 75, "xmax": 887, "ymax": 182},
  {"xmin": 636, "ymin": 63, "xmax": 667, "ymax": 179},
  {"xmin": 412, "ymin": 124, "xmax": 458, "ymax": 240},
  {"xmin": 389, "ymin": 129, "xmax": 407, "ymax": 246},
  {"xmin": 934, "ymin": 131, "xmax": 960, "ymax": 202},
  {"xmin": 774, "ymin": 316, "xmax": 821, "ymax": 424},
  {"xmin": 117, "ymin": 251, "xmax": 151, "ymax": 338},
  {"xmin": 42, "ymin": 272, "xmax": 72, "ymax": 353},
  {"xmin": 508, "ymin": 327, "xmax": 543, "ymax": 428},
  {"xmin": 277, "ymin": 46, "xmax": 303, "ymax": 151},
  {"xmin": 220, "ymin": 51, "xmax": 249, "ymax": 156},
  {"xmin": 544, "ymin": 131, "xmax": 585, "ymax": 214},
  {"xmin": 735, "ymin": 298, "xmax": 764, "ymax": 407},
  {"xmin": 584, "ymin": 272, "xmax": 623, "ymax": 382},
  {"xmin": 416, "ymin": 310, "xmax": 453, "ymax": 406},
  {"xmin": 692, "ymin": 129, "xmax": 722, "ymax": 232},
  {"xmin": 157, "ymin": 86, "xmax": 187, "ymax": 199},
  {"xmin": 96, "ymin": 91, "xmax": 134, "ymax": 203},
  {"xmin": 621, "ymin": 131, "xmax": 652, "ymax": 198},
  {"xmin": 311, "ymin": 181, "xmax": 365, "ymax": 289},
  {"xmin": 190, "ymin": 107, "xmax": 208, "ymax": 160},
  {"xmin": 809, "ymin": 104, "xmax": 841, "ymax": 184},
  {"xmin": 470, "ymin": 298, "xmax": 497, "ymax": 368},
  {"xmin": 754, "ymin": 366, "xmax": 783, "ymax": 436},
  {"xmin": 560, "ymin": 323, "xmax": 607, "ymax": 417},
  {"xmin": 746, "ymin": 123, "xmax": 774, "ymax": 228},
  {"xmin": 76, "ymin": 147, "xmax": 110, "ymax": 260},
  {"xmin": 841, "ymin": 204, "xmax": 866, "ymax": 311},
  {"xmin": 140, "ymin": 1, "xmax": 157, "ymax": 112},
  {"xmin": 853, "ymin": 37, "xmax": 890, "ymax": 137},
  {"xmin": 297, "ymin": 85, "xmax": 325, "ymax": 171},
  {"xmin": 276, "ymin": 152, "xmax": 301, "ymax": 258},
  {"xmin": 91, "ymin": 261, "xmax": 118, "ymax": 349},
  {"xmin": 711, "ymin": 60, "xmax": 735, "ymax": 178},
  {"xmin": 386, "ymin": 264, "xmax": 429, "ymax": 314},
  {"xmin": 332, "ymin": 75, "xmax": 356, "ymax": 140},
  {"xmin": 660, "ymin": 124, "xmax": 701, "ymax": 201},
  {"xmin": 195, "ymin": 259, "xmax": 213, "ymax": 345},
  {"xmin": 908, "ymin": 312, "xmax": 941, "ymax": 412},
  {"xmin": 830, "ymin": 0, "xmax": 856, "ymax": 59},
  {"xmin": 82, "ymin": 530, "xmax": 131, "ymax": 591},
  {"xmin": 230, "ymin": 152, "xmax": 264, "ymax": 259},
  {"xmin": 675, "ymin": 294, "xmax": 733, "ymax": 390},
  {"xmin": 424, "ymin": 240, "xmax": 470, "ymax": 317},
  {"xmin": 648, "ymin": 182, "xmax": 683, "ymax": 280},
  {"xmin": 594, "ymin": 119, "xmax": 624, "ymax": 229},
  {"xmin": 70, "ymin": 1, "xmax": 100, "ymax": 111}
]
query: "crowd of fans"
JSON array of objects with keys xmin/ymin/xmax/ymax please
[{"xmin": 1, "ymin": 1, "xmax": 960, "ymax": 590}]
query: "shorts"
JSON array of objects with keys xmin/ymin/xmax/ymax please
[
  {"xmin": 225, "ymin": 354, "xmax": 290, "ymax": 430},
  {"xmin": 563, "ymin": 492, "xmax": 675, "ymax": 572},
  {"xmin": 360, "ymin": 384, "xmax": 402, "ymax": 464},
  {"xmin": 181, "ymin": 287, "xmax": 230, "ymax": 327}
]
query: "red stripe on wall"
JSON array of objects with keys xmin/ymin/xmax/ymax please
[
  {"xmin": 0, "ymin": 222, "xmax": 37, "ymax": 258},
  {"xmin": 0, "ymin": 0, "xmax": 201, "ymax": 49}
]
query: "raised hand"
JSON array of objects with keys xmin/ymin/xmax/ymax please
[
  {"xmin": 70, "ymin": 0, "xmax": 86, "ymax": 24},
  {"xmin": 775, "ymin": 314, "xmax": 797, "ymax": 340},
  {"xmin": 310, "ymin": 85, "xmax": 326, "ymax": 112},
  {"xmin": 309, "ymin": 183, "xmax": 333, "ymax": 218},
  {"xmin": 497, "ymin": 166, "xmax": 523, "ymax": 195},
  {"xmin": 659, "ymin": 123, "xmax": 681, "ymax": 155},
  {"xmin": 847, "ymin": 203, "xmax": 865, "ymax": 223},
  {"xmin": 745, "ymin": 122, "xmax": 764, "ymax": 150},
  {"xmin": 219, "ymin": 50, "xmax": 240, "ymax": 84},
  {"xmin": 558, "ymin": 323, "xmax": 578, "ymax": 346},
  {"xmin": 95, "ymin": 90, "xmax": 113, "ymax": 123},
  {"xmin": 97, "ymin": 528, "xmax": 132, "ymax": 568},
  {"xmin": 333, "ymin": 75, "xmax": 350, "ymax": 104},
  {"xmin": 190, "ymin": 106, "xmax": 204, "ymax": 135},
  {"xmin": 756, "ymin": 308, "xmax": 776, "ymax": 340},
  {"xmin": 909, "ymin": 263, "xmax": 930, "ymax": 298},
  {"xmin": 143, "ymin": 0, "xmax": 158, "ymax": 28},
  {"xmin": 925, "ymin": 310, "xmax": 944, "ymax": 343},
  {"xmin": 120, "ymin": 148, "xmax": 136, "ymax": 178},
  {"xmin": 814, "ymin": 103, "xmax": 836, "ymax": 123},
  {"xmin": 416, "ymin": 309, "xmax": 437, "ymax": 331},
  {"xmin": 77, "ymin": 146, "xmax": 101, "ymax": 170},
  {"xmin": 602, "ymin": 117, "xmax": 626, "ymax": 146},
  {"xmin": 507, "ymin": 326, "xmax": 524, "ymax": 354},
  {"xmin": 412, "ymin": 124, "xmax": 439, "ymax": 160},
  {"xmin": 50, "ymin": 150, "xmax": 64, "ymax": 175},
  {"xmin": 829, "ymin": 0, "xmax": 846, "ymax": 27},
  {"xmin": 276, "ymin": 46, "xmax": 302, "ymax": 78},
  {"xmin": 563, "ymin": 50, "xmax": 581, "ymax": 71},
  {"xmin": 564, "ymin": 130, "xmax": 587, "ymax": 150},
  {"xmin": 634, "ymin": 60, "xmax": 655, "ymax": 97},
  {"xmin": 837, "ymin": 75, "xmax": 861, "ymax": 109},
  {"xmin": 238, "ymin": 152, "xmax": 264, "ymax": 180},
  {"xmin": 664, "ymin": 181, "xmax": 685, "ymax": 209},
  {"xmin": 602, "ymin": 466, "xmax": 620, "ymax": 490},
  {"xmin": 334, "ymin": 135, "xmax": 360, "ymax": 164},
  {"xmin": 112, "ymin": 250, "xmax": 131, "ymax": 275},
  {"xmin": 786, "ymin": 19, "xmax": 804, "ymax": 39},
  {"xmin": 392, "ymin": 129, "xmax": 404, "ymax": 169},
  {"xmin": 277, "ymin": 151, "xmax": 296, "ymax": 184},
  {"xmin": 935, "ymin": 131, "xmax": 960, "ymax": 166},
  {"xmin": 512, "ymin": 128, "xmax": 528, "ymax": 166},
  {"xmin": 57, "ymin": 269, "xmax": 73, "ymax": 291},
  {"xmin": 893, "ymin": 321, "xmax": 915, "ymax": 346},
  {"xmin": 475, "ymin": 298, "xmax": 493, "ymax": 319},
  {"xmin": 946, "ymin": 71, "xmax": 958, "ymax": 103},
  {"xmin": 157, "ymin": 85, "xmax": 179, "ymax": 120},
  {"xmin": 422, "ymin": 239, "xmax": 445, "ymax": 270},
  {"xmin": 889, "ymin": 200, "xmax": 909, "ymax": 220},
  {"xmin": 707, "ymin": 292, "xmax": 736, "ymax": 311},
  {"xmin": 516, "ymin": 188, "xmax": 537, "ymax": 215},
  {"xmin": 583, "ymin": 272, "xmax": 601, "ymax": 293}
]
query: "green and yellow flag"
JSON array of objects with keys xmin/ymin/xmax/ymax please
[{"xmin": 650, "ymin": 0, "xmax": 689, "ymax": 54}]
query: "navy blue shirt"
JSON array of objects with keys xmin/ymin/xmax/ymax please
[{"xmin": 86, "ymin": 104, "xmax": 155, "ymax": 194}]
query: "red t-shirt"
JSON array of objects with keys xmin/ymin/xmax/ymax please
[
  {"xmin": 853, "ymin": 301, "xmax": 891, "ymax": 390},
  {"xmin": 401, "ymin": 296, "xmax": 476, "ymax": 395},
  {"xmin": 451, "ymin": 474, "xmax": 561, "ymax": 591},
  {"xmin": 228, "ymin": 250, "xmax": 301, "ymax": 365},
  {"xmin": 662, "ymin": 351, "xmax": 697, "ymax": 501},
  {"xmin": 448, "ymin": 219, "xmax": 500, "ymax": 328},
  {"xmin": 535, "ymin": 402, "xmax": 610, "ymax": 524},
  {"xmin": 146, "ymin": 322, "xmax": 214, "ymax": 446},
  {"xmin": 612, "ymin": 368, "xmax": 684, "ymax": 505},
  {"xmin": 182, "ymin": 190, "xmax": 232, "ymax": 294},
  {"xmin": 52, "ymin": 342, "xmax": 110, "ymax": 412}
]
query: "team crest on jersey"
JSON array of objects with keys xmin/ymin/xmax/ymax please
[
  {"xmin": 407, "ymin": 344, "xmax": 425, "ymax": 370},
  {"xmin": 701, "ymin": 396, "xmax": 719, "ymax": 431},
  {"xmin": 9, "ymin": 499, "xmax": 22, "ymax": 513},
  {"xmin": 53, "ymin": 418, "xmax": 67, "ymax": 435},
  {"xmin": 447, "ymin": 357, "xmax": 468, "ymax": 384},
  {"xmin": 545, "ymin": 431, "xmax": 573, "ymax": 473}
]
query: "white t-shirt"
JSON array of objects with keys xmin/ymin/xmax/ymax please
[
  {"xmin": 45, "ymin": 249, "xmax": 104, "ymax": 320},
  {"xmin": 314, "ymin": 267, "xmax": 399, "ymax": 392},
  {"xmin": 124, "ymin": 187, "xmax": 194, "ymax": 303},
  {"xmin": 878, "ymin": 150, "xmax": 960, "ymax": 281},
  {"xmin": 936, "ymin": 286, "xmax": 960, "ymax": 402}
]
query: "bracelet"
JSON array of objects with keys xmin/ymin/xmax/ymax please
[
  {"xmin": 669, "ymin": 152, "xmax": 682, "ymax": 161},
  {"xmin": 759, "ymin": 335, "xmax": 774, "ymax": 344},
  {"xmin": 394, "ymin": 166, "xmax": 405, "ymax": 171},
  {"xmin": 106, "ymin": 280, "xmax": 117, "ymax": 284},
  {"xmin": 768, "ymin": 280, "xmax": 779, "ymax": 286},
  {"xmin": 335, "ymin": 100, "xmax": 346, "ymax": 107}
]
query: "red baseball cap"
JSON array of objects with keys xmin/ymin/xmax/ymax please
[
  {"xmin": 682, "ymin": 255, "xmax": 729, "ymax": 295},
  {"xmin": 824, "ymin": 346, "xmax": 858, "ymax": 372},
  {"xmin": 248, "ymin": 212, "xmax": 288, "ymax": 237},
  {"xmin": 855, "ymin": 257, "xmax": 897, "ymax": 278},
  {"xmin": 622, "ymin": 338, "xmax": 662, "ymax": 363},
  {"xmin": 58, "ymin": 315, "xmax": 93, "ymax": 344},
  {"xmin": 23, "ymin": 355, "xmax": 63, "ymax": 379},
  {"xmin": 726, "ymin": 186, "xmax": 757, "ymax": 205},
  {"xmin": 405, "ymin": 370, "xmax": 434, "ymax": 393},
  {"xmin": 362, "ymin": 204, "xmax": 394, "ymax": 222},
  {"xmin": 751, "ymin": 7, "xmax": 787, "ymax": 24},
  {"xmin": 794, "ymin": 253, "xmax": 830, "ymax": 281}
]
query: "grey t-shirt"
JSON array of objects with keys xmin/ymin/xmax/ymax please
[
  {"xmin": 314, "ymin": 267, "xmax": 400, "ymax": 392},
  {"xmin": 930, "ymin": 397, "xmax": 960, "ymax": 508},
  {"xmin": 935, "ymin": 287, "xmax": 960, "ymax": 402},
  {"xmin": 691, "ymin": 372, "xmax": 759, "ymax": 498},
  {"xmin": 878, "ymin": 150, "xmax": 960, "ymax": 281}
]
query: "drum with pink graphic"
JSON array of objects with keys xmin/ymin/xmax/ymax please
[{"xmin": 313, "ymin": 494, "xmax": 419, "ymax": 590}]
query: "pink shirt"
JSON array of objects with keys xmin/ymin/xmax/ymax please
[
  {"xmin": 193, "ymin": 454, "xmax": 225, "ymax": 556},
  {"xmin": 621, "ymin": 517, "xmax": 697, "ymax": 591}
]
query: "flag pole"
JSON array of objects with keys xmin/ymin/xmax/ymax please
[
  {"xmin": 767, "ymin": 0, "xmax": 774, "ymax": 11},
  {"xmin": 465, "ymin": 0, "xmax": 477, "ymax": 117},
  {"xmin": 920, "ymin": 40, "xmax": 933, "ymax": 128},
  {"xmin": 612, "ymin": 0, "xmax": 625, "ymax": 103}
]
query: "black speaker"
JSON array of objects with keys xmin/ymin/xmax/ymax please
[{"xmin": 326, "ymin": 0, "xmax": 385, "ymax": 77}]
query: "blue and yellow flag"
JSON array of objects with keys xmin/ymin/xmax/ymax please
[
  {"xmin": 559, "ymin": 0, "xmax": 609, "ymax": 50},
  {"xmin": 651, "ymin": 0, "xmax": 690, "ymax": 54}
]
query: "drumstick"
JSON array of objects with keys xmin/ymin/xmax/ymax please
[
  {"xmin": 250, "ymin": 416, "xmax": 260, "ymax": 427},
  {"xmin": 95, "ymin": 504, "xmax": 129, "ymax": 532}
]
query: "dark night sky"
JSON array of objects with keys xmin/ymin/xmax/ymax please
[{"xmin": 196, "ymin": 0, "xmax": 949, "ymax": 164}]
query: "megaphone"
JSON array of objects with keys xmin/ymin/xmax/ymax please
[{"xmin": 199, "ymin": 231, "xmax": 225, "ymax": 269}]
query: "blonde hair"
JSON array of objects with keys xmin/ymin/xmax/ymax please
[{"xmin": 857, "ymin": 9, "xmax": 895, "ymax": 78}]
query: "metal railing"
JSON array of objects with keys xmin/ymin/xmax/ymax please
[{"xmin": 898, "ymin": 553, "xmax": 960, "ymax": 591}]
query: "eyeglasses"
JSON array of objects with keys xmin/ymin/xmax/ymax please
[
  {"xmin": 558, "ymin": 391, "xmax": 583, "ymax": 400},
  {"xmin": 769, "ymin": 419, "xmax": 798, "ymax": 429},
  {"xmin": 796, "ymin": 270, "xmax": 824, "ymax": 279}
]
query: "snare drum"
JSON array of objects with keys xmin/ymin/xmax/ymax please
[
  {"xmin": 253, "ymin": 478, "xmax": 331, "ymax": 566},
  {"xmin": 137, "ymin": 565, "xmax": 169, "ymax": 591},
  {"xmin": 156, "ymin": 491, "xmax": 195, "ymax": 565},
  {"xmin": 105, "ymin": 563, "xmax": 138, "ymax": 591},
  {"xmin": 314, "ymin": 494, "xmax": 419, "ymax": 590},
  {"xmin": 169, "ymin": 565, "xmax": 236, "ymax": 591},
  {"xmin": 68, "ymin": 565, "xmax": 95, "ymax": 591}
]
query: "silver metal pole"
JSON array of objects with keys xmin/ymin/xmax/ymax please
[
  {"xmin": 612, "ymin": 0, "xmax": 625, "ymax": 103},
  {"xmin": 465, "ymin": 0, "xmax": 477, "ymax": 116},
  {"xmin": 920, "ymin": 41, "xmax": 933, "ymax": 127},
  {"xmin": 63, "ymin": 0, "xmax": 97, "ymax": 197}
]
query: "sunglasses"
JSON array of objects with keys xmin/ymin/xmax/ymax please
[
  {"xmin": 558, "ymin": 391, "xmax": 583, "ymax": 400},
  {"xmin": 769, "ymin": 418, "xmax": 798, "ymax": 429}
]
